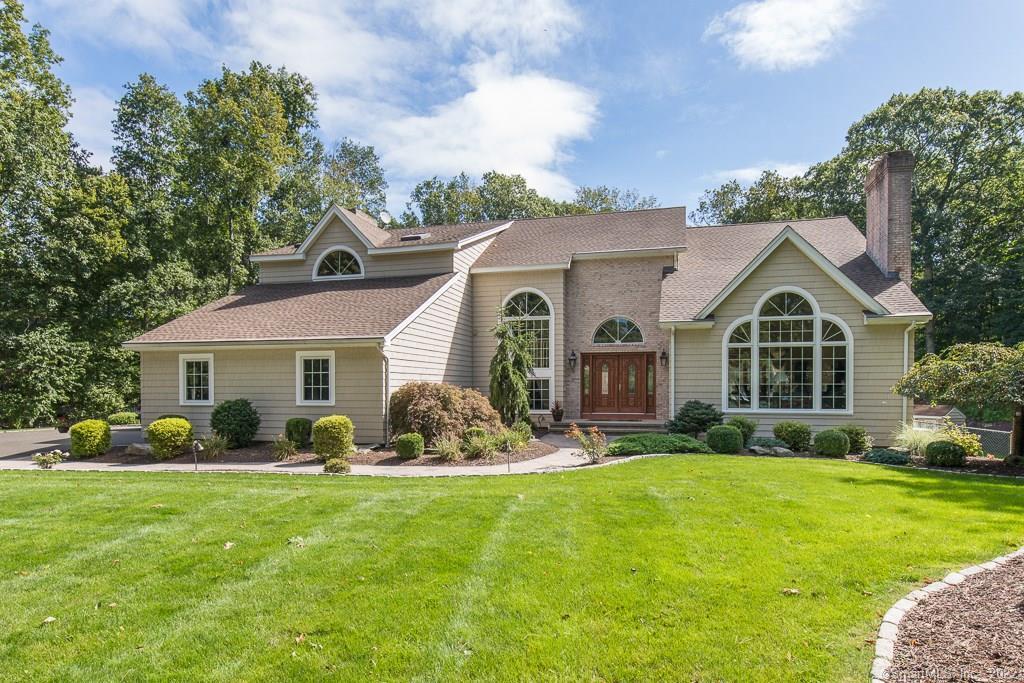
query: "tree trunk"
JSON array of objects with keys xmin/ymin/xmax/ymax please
[{"xmin": 1012, "ymin": 404, "xmax": 1024, "ymax": 459}]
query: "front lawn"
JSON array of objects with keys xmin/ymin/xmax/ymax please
[{"xmin": 1, "ymin": 457, "xmax": 1021, "ymax": 681}]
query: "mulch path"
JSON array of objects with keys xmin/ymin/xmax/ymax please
[
  {"xmin": 347, "ymin": 438, "xmax": 558, "ymax": 467},
  {"xmin": 887, "ymin": 556, "xmax": 1024, "ymax": 682}
]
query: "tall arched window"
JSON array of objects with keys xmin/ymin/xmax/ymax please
[
  {"xmin": 593, "ymin": 317, "xmax": 644, "ymax": 344},
  {"xmin": 313, "ymin": 247, "xmax": 363, "ymax": 280},
  {"xmin": 723, "ymin": 288, "xmax": 851, "ymax": 412},
  {"xmin": 502, "ymin": 289, "xmax": 553, "ymax": 411}
]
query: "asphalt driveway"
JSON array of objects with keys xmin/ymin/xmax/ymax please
[{"xmin": 0, "ymin": 426, "xmax": 141, "ymax": 460}]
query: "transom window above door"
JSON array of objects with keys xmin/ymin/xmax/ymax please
[
  {"xmin": 593, "ymin": 317, "xmax": 644, "ymax": 345},
  {"xmin": 313, "ymin": 247, "xmax": 363, "ymax": 280}
]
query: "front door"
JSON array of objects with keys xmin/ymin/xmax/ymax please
[{"xmin": 581, "ymin": 352, "xmax": 655, "ymax": 419}]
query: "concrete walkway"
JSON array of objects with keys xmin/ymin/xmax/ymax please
[{"xmin": 0, "ymin": 431, "xmax": 586, "ymax": 477}]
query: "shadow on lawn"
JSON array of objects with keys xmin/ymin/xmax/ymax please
[{"xmin": 835, "ymin": 467, "xmax": 1024, "ymax": 513}]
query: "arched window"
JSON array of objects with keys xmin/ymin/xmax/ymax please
[
  {"xmin": 502, "ymin": 289, "xmax": 553, "ymax": 412},
  {"xmin": 593, "ymin": 317, "xmax": 644, "ymax": 345},
  {"xmin": 724, "ymin": 288, "xmax": 851, "ymax": 412},
  {"xmin": 313, "ymin": 247, "xmax": 363, "ymax": 280}
]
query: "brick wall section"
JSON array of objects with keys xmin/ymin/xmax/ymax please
[
  {"xmin": 865, "ymin": 151, "xmax": 915, "ymax": 286},
  {"xmin": 563, "ymin": 256, "xmax": 674, "ymax": 421}
]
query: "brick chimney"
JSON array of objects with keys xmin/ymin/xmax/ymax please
[{"xmin": 864, "ymin": 151, "xmax": 914, "ymax": 284}]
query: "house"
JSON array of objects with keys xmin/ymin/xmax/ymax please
[
  {"xmin": 125, "ymin": 151, "xmax": 931, "ymax": 445},
  {"xmin": 912, "ymin": 403, "xmax": 967, "ymax": 430}
]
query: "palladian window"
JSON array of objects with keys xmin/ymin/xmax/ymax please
[
  {"xmin": 502, "ymin": 290, "xmax": 553, "ymax": 412},
  {"xmin": 314, "ymin": 247, "xmax": 363, "ymax": 280},
  {"xmin": 725, "ymin": 289, "xmax": 850, "ymax": 412}
]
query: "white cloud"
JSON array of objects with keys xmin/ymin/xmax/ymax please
[
  {"xmin": 376, "ymin": 59, "xmax": 597, "ymax": 198},
  {"xmin": 708, "ymin": 161, "xmax": 809, "ymax": 184},
  {"xmin": 37, "ymin": 0, "xmax": 209, "ymax": 56},
  {"xmin": 705, "ymin": 0, "xmax": 868, "ymax": 70},
  {"xmin": 68, "ymin": 87, "xmax": 117, "ymax": 169}
]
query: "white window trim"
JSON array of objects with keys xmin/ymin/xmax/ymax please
[
  {"xmin": 295, "ymin": 350, "xmax": 336, "ymax": 406},
  {"xmin": 179, "ymin": 353, "xmax": 214, "ymax": 406},
  {"xmin": 311, "ymin": 246, "xmax": 365, "ymax": 281},
  {"xmin": 592, "ymin": 315, "xmax": 646, "ymax": 346},
  {"xmin": 502, "ymin": 287, "xmax": 555, "ymax": 413},
  {"xmin": 720, "ymin": 286, "xmax": 854, "ymax": 415}
]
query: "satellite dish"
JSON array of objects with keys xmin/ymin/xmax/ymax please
[{"xmin": 379, "ymin": 210, "xmax": 392, "ymax": 225}]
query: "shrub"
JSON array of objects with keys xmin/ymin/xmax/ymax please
[
  {"xmin": 389, "ymin": 382, "xmax": 502, "ymax": 445},
  {"xmin": 107, "ymin": 411, "xmax": 140, "ymax": 425},
  {"xmin": 210, "ymin": 398, "xmax": 261, "ymax": 448},
  {"xmin": 726, "ymin": 416, "xmax": 758, "ymax": 445},
  {"xmin": 939, "ymin": 419, "xmax": 984, "ymax": 458},
  {"xmin": 565, "ymin": 423, "xmax": 608, "ymax": 463},
  {"xmin": 313, "ymin": 415, "xmax": 354, "ymax": 460},
  {"xmin": 396, "ymin": 433, "xmax": 425, "ymax": 460},
  {"xmin": 748, "ymin": 436, "xmax": 789, "ymax": 449},
  {"xmin": 814, "ymin": 429, "xmax": 850, "ymax": 457},
  {"xmin": 323, "ymin": 457, "xmax": 351, "ymax": 474},
  {"xmin": 773, "ymin": 421, "xmax": 812, "ymax": 452},
  {"xmin": 157, "ymin": 414, "xmax": 186, "ymax": 421},
  {"xmin": 285, "ymin": 418, "xmax": 313, "ymax": 447},
  {"xmin": 32, "ymin": 450, "xmax": 66, "ymax": 469},
  {"xmin": 665, "ymin": 400, "xmax": 723, "ymax": 436},
  {"xmin": 146, "ymin": 417, "xmax": 193, "ymax": 460},
  {"xmin": 464, "ymin": 434, "xmax": 496, "ymax": 459},
  {"xmin": 893, "ymin": 423, "xmax": 939, "ymax": 457},
  {"xmin": 925, "ymin": 440, "xmax": 967, "ymax": 467},
  {"xmin": 76, "ymin": 385, "xmax": 125, "ymax": 421},
  {"xmin": 706, "ymin": 425, "xmax": 744, "ymax": 454},
  {"xmin": 434, "ymin": 434, "xmax": 463, "ymax": 462},
  {"xmin": 69, "ymin": 419, "xmax": 111, "ymax": 458},
  {"xmin": 837, "ymin": 424, "xmax": 872, "ymax": 454},
  {"xmin": 272, "ymin": 434, "xmax": 298, "ymax": 461},
  {"xmin": 863, "ymin": 448, "xmax": 910, "ymax": 465},
  {"xmin": 513, "ymin": 420, "xmax": 533, "ymax": 443},
  {"xmin": 607, "ymin": 433, "xmax": 712, "ymax": 456},
  {"xmin": 462, "ymin": 426, "xmax": 488, "ymax": 444},
  {"xmin": 492, "ymin": 428, "xmax": 528, "ymax": 454},
  {"xmin": 201, "ymin": 433, "xmax": 229, "ymax": 459}
]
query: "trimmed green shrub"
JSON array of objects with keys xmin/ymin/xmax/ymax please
[
  {"xmin": 285, "ymin": 418, "xmax": 312, "ymax": 447},
  {"xmin": 925, "ymin": 440, "xmax": 967, "ymax": 467},
  {"xmin": 863, "ymin": 448, "xmax": 910, "ymax": 465},
  {"xmin": 396, "ymin": 433, "xmax": 425, "ymax": 460},
  {"xmin": 773, "ymin": 421, "xmax": 812, "ymax": 452},
  {"xmin": 607, "ymin": 433, "xmax": 712, "ymax": 457},
  {"xmin": 434, "ymin": 434, "xmax": 463, "ymax": 462},
  {"xmin": 210, "ymin": 399, "xmax": 261, "ymax": 448},
  {"xmin": 462, "ymin": 426, "xmax": 488, "ymax": 444},
  {"xmin": 157, "ymin": 414, "xmax": 186, "ymax": 421},
  {"xmin": 69, "ymin": 419, "xmax": 111, "ymax": 458},
  {"xmin": 665, "ymin": 400, "xmax": 723, "ymax": 436},
  {"xmin": 836, "ymin": 424, "xmax": 872, "ymax": 454},
  {"xmin": 146, "ymin": 417, "xmax": 193, "ymax": 460},
  {"xmin": 389, "ymin": 382, "xmax": 501, "ymax": 445},
  {"xmin": 706, "ymin": 424, "xmax": 743, "ymax": 454},
  {"xmin": 748, "ymin": 436, "xmax": 789, "ymax": 449},
  {"xmin": 107, "ymin": 411, "xmax": 140, "ymax": 425},
  {"xmin": 313, "ymin": 415, "xmax": 354, "ymax": 460},
  {"xmin": 726, "ymin": 416, "xmax": 758, "ymax": 445},
  {"xmin": 814, "ymin": 429, "xmax": 850, "ymax": 457},
  {"xmin": 323, "ymin": 457, "xmax": 351, "ymax": 474}
]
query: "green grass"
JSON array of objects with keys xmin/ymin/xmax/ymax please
[{"xmin": 1, "ymin": 457, "xmax": 1022, "ymax": 681}]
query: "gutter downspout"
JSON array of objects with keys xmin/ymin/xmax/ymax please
[
  {"xmin": 669, "ymin": 326, "xmax": 676, "ymax": 418},
  {"xmin": 901, "ymin": 323, "xmax": 915, "ymax": 425},
  {"xmin": 379, "ymin": 344, "xmax": 391, "ymax": 445}
]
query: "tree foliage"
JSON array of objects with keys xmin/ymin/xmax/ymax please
[
  {"xmin": 488, "ymin": 321, "xmax": 534, "ymax": 425},
  {"xmin": 322, "ymin": 137, "xmax": 388, "ymax": 217}
]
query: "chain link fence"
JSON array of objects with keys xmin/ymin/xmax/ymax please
[{"xmin": 966, "ymin": 427, "xmax": 1012, "ymax": 458}]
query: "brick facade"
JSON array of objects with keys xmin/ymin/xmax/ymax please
[
  {"xmin": 865, "ymin": 150, "xmax": 915, "ymax": 285},
  {"xmin": 562, "ymin": 256, "xmax": 674, "ymax": 421}
]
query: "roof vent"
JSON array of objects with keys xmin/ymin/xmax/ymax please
[{"xmin": 399, "ymin": 232, "xmax": 431, "ymax": 242}]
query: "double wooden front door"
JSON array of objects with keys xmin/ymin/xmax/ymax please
[{"xmin": 581, "ymin": 352, "xmax": 656, "ymax": 419}]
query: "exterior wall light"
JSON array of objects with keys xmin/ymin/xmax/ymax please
[
  {"xmin": 568, "ymin": 350, "xmax": 577, "ymax": 371},
  {"xmin": 660, "ymin": 350, "xmax": 669, "ymax": 367}
]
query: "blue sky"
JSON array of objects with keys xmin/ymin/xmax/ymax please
[{"xmin": 28, "ymin": 0, "xmax": 1024, "ymax": 216}]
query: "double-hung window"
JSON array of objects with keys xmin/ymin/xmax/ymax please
[
  {"xmin": 296, "ymin": 351, "xmax": 335, "ymax": 405},
  {"xmin": 179, "ymin": 353, "xmax": 214, "ymax": 405}
]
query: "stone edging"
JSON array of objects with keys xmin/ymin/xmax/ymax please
[{"xmin": 870, "ymin": 546, "xmax": 1024, "ymax": 682}]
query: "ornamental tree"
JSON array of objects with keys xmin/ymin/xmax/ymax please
[
  {"xmin": 893, "ymin": 342, "xmax": 1024, "ymax": 459},
  {"xmin": 488, "ymin": 321, "xmax": 534, "ymax": 426}
]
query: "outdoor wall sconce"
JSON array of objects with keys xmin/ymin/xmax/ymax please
[
  {"xmin": 660, "ymin": 350, "xmax": 669, "ymax": 367},
  {"xmin": 568, "ymin": 350, "xmax": 577, "ymax": 371}
]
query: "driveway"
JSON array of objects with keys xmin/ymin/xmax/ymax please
[{"xmin": 0, "ymin": 426, "xmax": 142, "ymax": 460}]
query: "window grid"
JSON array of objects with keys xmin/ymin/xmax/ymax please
[
  {"xmin": 758, "ymin": 346, "xmax": 814, "ymax": 410},
  {"xmin": 593, "ymin": 317, "xmax": 644, "ymax": 344},
  {"xmin": 519, "ymin": 319, "xmax": 550, "ymax": 369},
  {"xmin": 184, "ymin": 360, "xmax": 209, "ymax": 402},
  {"xmin": 527, "ymin": 378, "xmax": 550, "ymax": 412},
  {"xmin": 821, "ymin": 344, "xmax": 848, "ymax": 410},
  {"xmin": 503, "ymin": 290, "xmax": 553, "ymax": 411},
  {"xmin": 316, "ymin": 249, "xmax": 362, "ymax": 278},
  {"xmin": 302, "ymin": 357, "xmax": 331, "ymax": 402},
  {"xmin": 727, "ymin": 347, "xmax": 752, "ymax": 408}
]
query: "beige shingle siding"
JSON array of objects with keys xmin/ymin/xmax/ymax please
[
  {"xmin": 140, "ymin": 346, "xmax": 385, "ymax": 444},
  {"xmin": 673, "ymin": 240, "xmax": 909, "ymax": 445},
  {"xmin": 258, "ymin": 215, "xmax": 454, "ymax": 284}
]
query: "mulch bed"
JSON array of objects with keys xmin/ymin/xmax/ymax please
[
  {"xmin": 887, "ymin": 556, "xmax": 1024, "ymax": 682},
  {"xmin": 347, "ymin": 438, "xmax": 558, "ymax": 467},
  {"xmin": 853, "ymin": 453, "xmax": 1024, "ymax": 477}
]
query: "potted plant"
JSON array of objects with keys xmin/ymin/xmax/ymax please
[{"xmin": 550, "ymin": 401, "xmax": 564, "ymax": 422}]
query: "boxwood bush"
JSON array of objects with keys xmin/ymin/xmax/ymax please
[
  {"xmin": 313, "ymin": 415, "xmax": 354, "ymax": 460},
  {"xmin": 773, "ymin": 421, "xmax": 812, "ymax": 452},
  {"xmin": 285, "ymin": 417, "xmax": 312, "ymax": 447},
  {"xmin": 210, "ymin": 398, "xmax": 261, "ymax": 448},
  {"xmin": 146, "ymin": 417, "xmax": 193, "ymax": 460},
  {"xmin": 925, "ymin": 440, "xmax": 967, "ymax": 467},
  {"xmin": 665, "ymin": 400, "xmax": 723, "ymax": 436},
  {"xmin": 813, "ymin": 429, "xmax": 850, "ymax": 457},
  {"xmin": 106, "ymin": 411, "xmax": 140, "ymax": 425},
  {"xmin": 706, "ymin": 424, "xmax": 743, "ymax": 454},
  {"xmin": 863, "ymin": 448, "xmax": 910, "ymax": 465},
  {"xmin": 607, "ymin": 433, "xmax": 712, "ymax": 456},
  {"xmin": 725, "ymin": 416, "xmax": 758, "ymax": 445},
  {"xmin": 69, "ymin": 419, "xmax": 111, "ymax": 458},
  {"xmin": 323, "ymin": 457, "xmax": 351, "ymax": 474},
  {"xmin": 395, "ymin": 433, "xmax": 425, "ymax": 460},
  {"xmin": 836, "ymin": 424, "xmax": 872, "ymax": 454}
]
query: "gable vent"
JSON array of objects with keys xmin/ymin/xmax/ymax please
[{"xmin": 399, "ymin": 232, "xmax": 431, "ymax": 242}]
